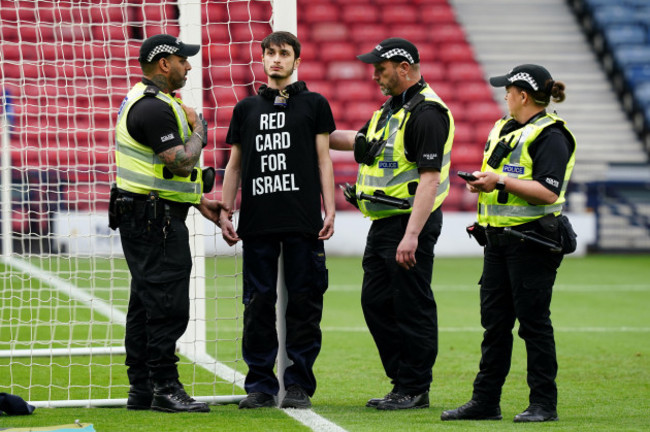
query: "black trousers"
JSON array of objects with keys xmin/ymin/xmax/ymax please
[
  {"xmin": 472, "ymin": 227, "xmax": 563, "ymax": 409},
  {"xmin": 119, "ymin": 212, "xmax": 192, "ymax": 387},
  {"xmin": 361, "ymin": 209, "xmax": 442, "ymax": 395},
  {"xmin": 241, "ymin": 234, "xmax": 328, "ymax": 397}
]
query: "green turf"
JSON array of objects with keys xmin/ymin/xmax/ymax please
[{"xmin": 1, "ymin": 254, "xmax": 648, "ymax": 431}]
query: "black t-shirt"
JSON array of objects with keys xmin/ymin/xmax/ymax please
[
  {"xmin": 126, "ymin": 79, "xmax": 184, "ymax": 154},
  {"xmin": 499, "ymin": 115, "xmax": 574, "ymax": 196},
  {"xmin": 361, "ymin": 79, "xmax": 449, "ymax": 171},
  {"xmin": 226, "ymin": 83, "xmax": 336, "ymax": 238}
]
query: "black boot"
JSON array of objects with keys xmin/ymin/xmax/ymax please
[
  {"xmin": 127, "ymin": 384, "xmax": 153, "ymax": 411},
  {"xmin": 151, "ymin": 380, "xmax": 210, "ymax": 413}
]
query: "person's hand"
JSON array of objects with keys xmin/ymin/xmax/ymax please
[
  {"xmin": 396, "ymin": 233, "xmax": 418, "ymax": 270},
  {"xmin": 465, "ymin": 171, "xmax": 498, "ymax": 193},
  {"xmin": 220, "ymin": 214, "xmax": 240, "ymax": 246},
  {"xmin": 182, "ymin": 104, "xmax": 199, "ymax": 129},
  {"xmin": 318, "ymin": 214, "xmax": 335, "ymax": 240},
  {"xmin": 196, "ymin": 197, "xmax": 229, "ymax": 226}
]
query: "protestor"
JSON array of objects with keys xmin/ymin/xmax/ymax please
[
  {"xmin": 110, "ymin": 34, "xmax": 228, "ymax": 413},
  {"xmin": 219, "ymin": 31, "xmax": 336, "ymax": 409},
  {"xmin": 329, "ymin": 37, "xmax": 454, "ymax": 410},
  {"xmin": 441, "ymin": 64, "xmax": 576, "ymax": 423}
]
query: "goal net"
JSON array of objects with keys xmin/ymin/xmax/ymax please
[{"xmin": 0, "ymin": 0, "xmax": 282, "ymax": 407}]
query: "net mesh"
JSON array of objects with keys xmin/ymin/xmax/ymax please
[{"xmin": 0, "ymin": 0, "xmax": 272, "ymax": 405}]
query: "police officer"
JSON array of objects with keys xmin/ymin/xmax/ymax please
[
  {"xmin": 219, "ymin": 31, "xmax": 336, "ymax": 410},
  {"xmin": 111, "ymin": 34, "xmax": 227, "ymax": 413},
  {"xmin": 330, "ymin": 37, "xmax": 454, "ymax": 410},
  {"xmin": 441, "ymin": 64, "xmax": 576, "ymax": 423}
]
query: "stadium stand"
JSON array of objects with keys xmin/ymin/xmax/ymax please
[{"xmin": 294, "ymin": 0, "xmax": 498, "ymax": 212}]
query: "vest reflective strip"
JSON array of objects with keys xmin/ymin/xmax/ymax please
[
  {"xmin": 117, "ymin": 166, "xmax": 202, "ymax": 195},
  {"xmin": 117, "ymin": 143, "xmax": 162, "ymax": 165},
  {"xmin": 362, "ymin": 151, "xmax": 451, "ymax": 188},
  {"xmin": 508, "ymin": 117, "xmax": 555, "ymax": 165},
  {"xmin": 479, "ymin": 202, "xmax": 563, "ymax": 217}
]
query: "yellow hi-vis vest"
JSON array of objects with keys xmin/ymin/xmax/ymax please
[
  {"xmin": 115, "ymin": 82, "xmax": 203, "ymax": 204},
  {"xmin": 477, "ymin": 113, "xmax": 576, "ymax": 227},
  {"xmin": 356, "ymin": 84, "xmax": 454, "ymax": 220}
]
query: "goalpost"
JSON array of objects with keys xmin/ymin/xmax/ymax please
[{"xmin": 0, "ymin": 0, "xmax": 295, "ymax": 408}]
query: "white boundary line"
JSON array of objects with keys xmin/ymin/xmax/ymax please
[{"xmin": 4, "ymin": 256, "xmax": 350, "ymax": 431}]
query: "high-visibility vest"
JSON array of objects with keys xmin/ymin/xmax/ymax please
[
  {"xmin": 356, "ymin": 84, "xmax": 454, "ymax": 220},
  {"xmin": 477, "ymin": 113, "xmax": 576, "ymax": 227},
  {"xmin": 115, "ymin": 82, "xmax": 203, "ymax": 204}
]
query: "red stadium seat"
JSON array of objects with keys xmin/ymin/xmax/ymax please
[
  {"xmin": 344, "ymin": 100, "xmax": 382, "ymax": 124},
  {"xmin": 389, "ymin": 25, "xmax": 431, "ymax": 44},
  {"xmin": 454, "ymin": 122, "xmax": 474, "ymax": 144},
  {"xmin": 319, "ymin": 42, "xmax": 357, "ymax": 62},
  {"xmin": 456, "ymin": 81, "xmax": 493, "ymax": 102},
  {"xmin": 298, "ymin": 62, "xmax": 327, "ymax": 81},
  {"xmin": 332, "ymin": 80, "xmax": 378, "ymax": 102},
  {"xmin": 341, "ymin": 5, "xmax": 379, "ymax": 23},
  {"xmin": 381, "ymin": 5, "xmax": 417, "ymax": 23},
  {"xmin": 307, "ymin": 80, "xmax": 335, "ymax": 100},
  {"xmin": 205, "ymin": 3, "xmax": 228, "ymax": 23},
  {"xmin": 452, "ymin": 142, "xmax": 484, "ymax": 165},
  {"xmin": 421, "ymin": 4, "xmax": 457, "ymax": 24},
  {"xmin": 311, "ymin": 22, "xmax": 348, "ymax": 42},
  {"xmin": 465, "ymin": 101, "xmax": 502, "ymax": 122},
  {"xmin": 228, "ymin": 1, "xmax": 272, "ymax": 22},
  {"xmin": 326, "ymin": 61, "xmax": 367, "ymax": 80},
  {"xmin": 447, "ymin": 62, "xmax": 485, "ymax": 82},
  {"xmin": 428, "ymin": 81, "xmax": 454, "ymax": 102},
  {"xmin": 349, "ymin": 24, "xmax": 388, "ymax": 43},
  {"xmin": 445, "ymin": 100, "xmax": 466, "ymax": 123},
  {"xmin": 438, "ymin": 43, "xmax": 476, "ymax": 64},
  {"xmin": 420, "ymin": 62, "xmax": 447, "ymax": 82},
  {"xmin": 302, "ymin": 3, "xmax": 340, "ymax": 23},
  {"xmin": 430, "ymin": 24, "xmax": 467, "ymax": 43}
]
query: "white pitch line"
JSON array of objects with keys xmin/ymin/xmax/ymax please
[{"xmin": 4, "ymin": 257, "xmax": 350, "ymax": 432}]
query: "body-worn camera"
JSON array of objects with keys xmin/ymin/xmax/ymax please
[{"xmin": 354, "ymin": 133, "xmax": 387, "ymax": 166}]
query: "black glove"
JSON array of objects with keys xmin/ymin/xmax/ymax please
[
  {"xmin": 353, "ymin": 132, "xmax": 367, "ymax": 164},
  {"xmin": 341, "ymin": 182, "xmax": 359, "ymax": 209},
  {"xmin": 198, "ymin": 113, "xmax": 208, "ymax": 148}
]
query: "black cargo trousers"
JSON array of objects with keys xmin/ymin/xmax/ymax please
[
  {"xmin": 117, "ymin": 196, "xmax": 192, "ymax": 389},
  {"xmin": 472, "ymin": 221, "xmax": 564, "ymax": 409}
]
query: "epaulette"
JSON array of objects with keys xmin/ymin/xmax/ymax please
[{"xmin": 143, "ymin": 85, "xmax": 159, "ymax": 97}]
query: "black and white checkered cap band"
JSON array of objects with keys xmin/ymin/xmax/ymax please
[
  {"xmin": 380, "ymin": 48, "xmax": 415, "ymax": 64},
  {"xmin": 146, "ymin": 44, "xmax": 179, "ymax": 62},
  {"xmin": 508, "ymin": 72, "xmax": 538, "ymax": 91}
]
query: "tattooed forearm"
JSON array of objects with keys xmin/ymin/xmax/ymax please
[{"xmin": 158, "ymin": 132, "xmax": 203, "ymax": 177}]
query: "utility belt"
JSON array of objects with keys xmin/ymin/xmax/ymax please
[
  {"xmin": 485, "ymin": 219, "xmax": 542, "ymax": 247},
  {"xmin": 466, "ymin": 214, "xmax": 576, "ymax": 254},
  {"xmin": 109, "ymin": 184, "xmax": 189, "ymax": 230}
]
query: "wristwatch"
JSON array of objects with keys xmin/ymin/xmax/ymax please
[{"xmin": 495, "ymin": 175, "xmax": 506, "ymax": 191}]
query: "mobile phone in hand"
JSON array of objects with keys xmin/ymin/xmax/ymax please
[{"xmin": 457, "ymin": 170, "xmax": 478, "ymax": 181}]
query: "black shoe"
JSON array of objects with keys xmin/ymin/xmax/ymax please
[
  {"xmin": 127, "ymin": 391, "xmax": 153, "ymax": 411},
  {"xmin": 238, "ymin": 392, "xmax": 276, "ymax": 409},
  {"xmin": 151, "ymin": 380, "xmax": 210, "ymax": 413},
  {"xmin": 513, "ymin": 404, "xmax": 558, "ymax": 422},
  {"xmin": 280, "ymin": 385, "xmax": 312, "ymax": 409},
  {"xmin": 376, "ymin": 391, "xmax": 429, "ymax": 410},
  {"xmin": 441, "ymin": 400, "xmax": 502, "ymax": 420},
  {"xmin": 126, "ymin": 384, "xmax": 153, "ymax": 411},
  {"xmin": 366, "ymin": 392, "xmax": 397, "ymax": 408}
]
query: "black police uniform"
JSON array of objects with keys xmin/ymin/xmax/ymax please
[
  {"xmin": 472, "ymin": 116, "xmax": 574, "ymax": 410},
  {"xmin": 226, "ymin": 81, "xmax": 335, "ymax": 397},
  {"xmin": 115, "ymin": 78, "xmax": 194, "ymax": 390},
  {"xmin": 360, "ymin": 79, "xmax": 450, "ymax": 396}
]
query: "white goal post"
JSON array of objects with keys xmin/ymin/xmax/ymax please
[{"xmin": 0, "ymin": 0, "xmax": 295, "ymax": 408}]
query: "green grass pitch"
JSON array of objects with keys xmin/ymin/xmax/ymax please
[{"xmin": 1, "ymin": 254, "xmax": 648, "ymax": 431}]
